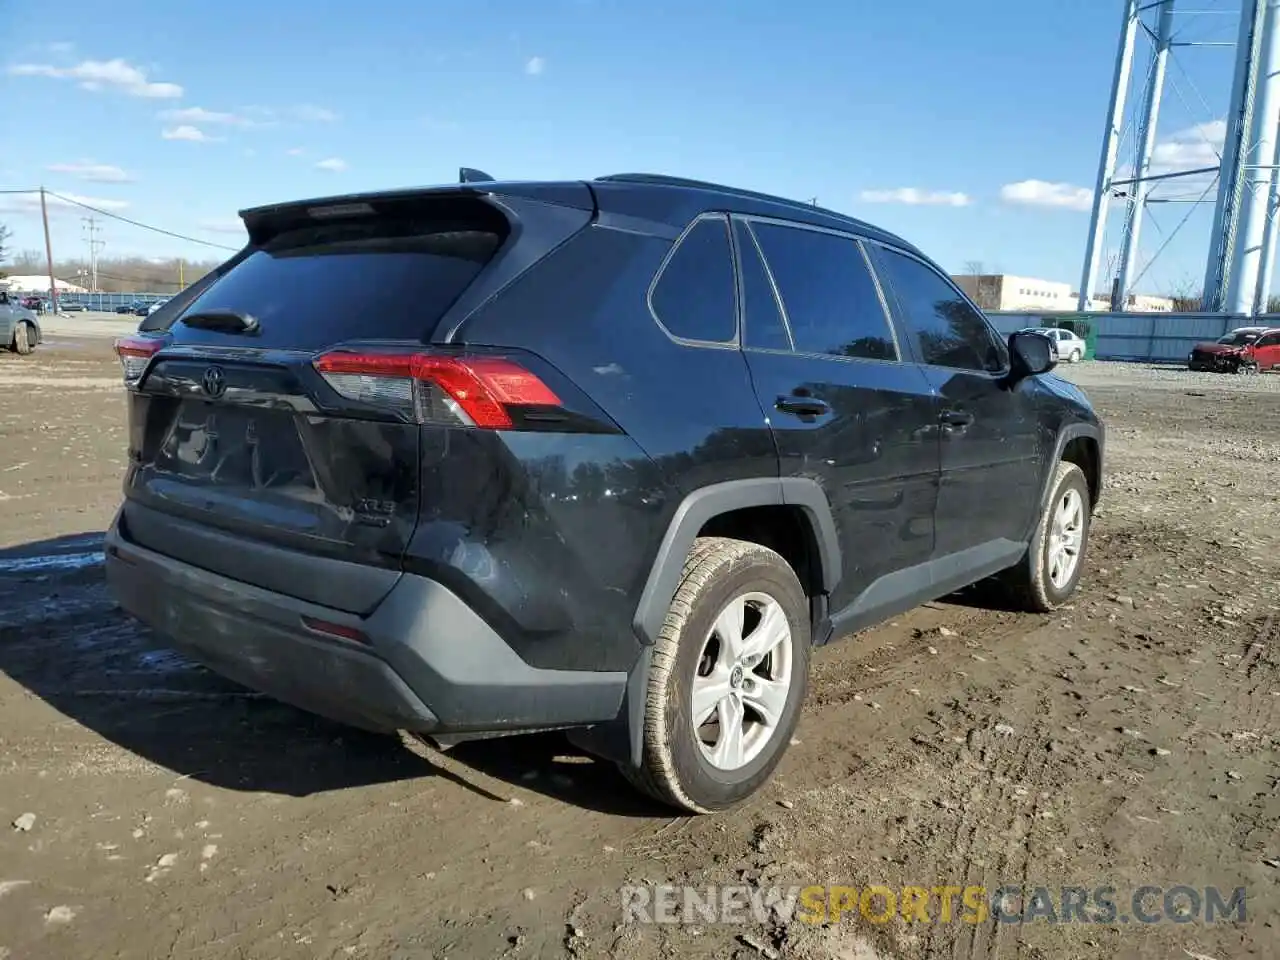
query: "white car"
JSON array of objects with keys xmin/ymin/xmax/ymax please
[
  {"xmin": 147, "ymin": 299, "xmax": 170, "ymax": 316},
  {"xmin": 1020, "ymin": 326, "xmax": 1086, "ymax": 363}
]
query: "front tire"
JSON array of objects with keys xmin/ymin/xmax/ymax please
[
  {"xmin": 998, "ymin": 462, "xmax": 1091, "ymax": 612},
  {"xmin": 12, "ymin": 322, "xmax": 33, "ymax": 355},
  {"xmin": 622, "ymin": 537, "xmax": 811, "ymax": 813},
  {"xmin": 1069, "ymin": 348, "xmax": 1083, "ymax": 363}
]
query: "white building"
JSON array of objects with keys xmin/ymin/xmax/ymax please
[
  {"xmin": 952, "ymin": 273, "xmax": 1175, "ymax": 312},
  {"xmin": 951, "ymin": 274, "xmax": 1075, "ymax": 312},
  {"xmin": 0, "ymin": 275, "xmax": 89, "ymax": 294}
]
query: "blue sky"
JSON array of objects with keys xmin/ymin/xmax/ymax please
[{"xmin": 0, "ymin": 0, "xmax": 1241, "ymax": 295}]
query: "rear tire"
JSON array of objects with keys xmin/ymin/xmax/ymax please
[
  {"xmin": 621, "ymin": 537, "xmax": 811, "ymax": 813},
  {"xmin": 1069, "ymin": 348, "xmax": 1083, "ymax": 363},
  {"xmin": 12, "ymin": 322, "xmax": 32, "ymax": 355},
  {"xmin": 997, "ymin": 461, "xmax": 1091, "ymax": 612}
]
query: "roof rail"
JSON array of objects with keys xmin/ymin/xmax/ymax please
[{"xmin": 595, "ymin": 172, "xmax": 845, "ymax": 219}]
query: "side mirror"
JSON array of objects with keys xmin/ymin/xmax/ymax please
[{"xmin": 1008, "ymin": 330, "xmax": 1057, "ymax": 378}]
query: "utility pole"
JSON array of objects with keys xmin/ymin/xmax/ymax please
[
  {"xmin": 81, "ymin": 216, "xmax": 105, "ymax": 293},
  {"xmin": 39, "ymin": 187, "xmax": 59, "ymax": 314},
  {"xmin": 179, "ymin": 258, "xmax": 184, "ymax": 289}
]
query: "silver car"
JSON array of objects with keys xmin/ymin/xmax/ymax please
[{"xmin": 0, "ymin": 290, "xmax": 42, "ymax": 355}]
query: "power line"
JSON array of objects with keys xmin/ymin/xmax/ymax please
[
  {"xmin": 1, "ymin": 188, "xmax": 239, "ymax": 252},
  {"xmin": 45, "ymin": 190, "xmax": 239, "ymax": 252}
]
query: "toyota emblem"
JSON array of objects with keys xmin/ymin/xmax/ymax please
[{"xmin": 201, "ymin": 366, "xmax": 227, "ymax": 398}]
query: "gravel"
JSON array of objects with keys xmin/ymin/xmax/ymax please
[{"xmin": 1058, "ymin": 360, "xmax": 1280, "ymax": 393}]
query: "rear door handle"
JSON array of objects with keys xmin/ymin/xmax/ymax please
[
  {"xmin": 939, "ymin": 409, "xmax": 974, "ymax": 427},
  {"xmin": 776, "ymin": 396, "xmax": 831, "ymax": 417}
]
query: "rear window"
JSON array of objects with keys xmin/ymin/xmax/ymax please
[{"xmin": 170, "ymin": 206, "xmax": 505, "ymax": 347}]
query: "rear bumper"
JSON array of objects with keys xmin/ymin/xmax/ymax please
[{"xmin": 105, "ymin": 518, "xmax": 628, "ymax": 734}]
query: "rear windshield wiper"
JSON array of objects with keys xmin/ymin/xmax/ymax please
[{"xmin": 180, "ymin": 309, "xmax": 260, "ymax": 334}]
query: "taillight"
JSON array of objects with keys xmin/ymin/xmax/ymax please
[
  {"xmin": 113, "ymin": 335, "xmax": 166, "ymax": 385},
  {"xmin": 313, "ymin": 349, "xmax": 562, "ymax": 429}
]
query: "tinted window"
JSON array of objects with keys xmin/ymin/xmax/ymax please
[
  {"xmin": 751, "ymin": 223, "xmax": 896, "ymax": 361},
  {"xmin": 651, "ymin": 217, "xmax": 737, "ymax": 343},
  {"xmin": 734, "ymin": 221, "xmax": 791, "ymax": 351},
  {"xmin": 172, "ymin": 211, "xmax": 503, "ymax": 348},
  {"xmin": 875, "ymin": 248, "xmax": 1005, "ymax": 372}
]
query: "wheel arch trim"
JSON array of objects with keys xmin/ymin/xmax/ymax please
[
  {"xmin": 631, "ymin": 477, "xmax": 841, "ymax": 647},
  {"xmin": 1036, "ymin": 422, "xmax": 1104, "ymax": 529}
]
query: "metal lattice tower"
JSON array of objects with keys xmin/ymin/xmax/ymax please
[{"xmin": 1081, "ymin": 0, "xmax": 1280, "ymax": 315}]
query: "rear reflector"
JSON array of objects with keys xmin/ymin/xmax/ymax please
[
  {"xmin": 313, "ymin": 350, "xmax": 561, "ymax": 429},
  {"xmin": 301, "ymin": 615, "xmax": 370, "ymax": 644},
  {"xmin": 113, "ymin": 335, "xmax": 167, "ymax": 384}
]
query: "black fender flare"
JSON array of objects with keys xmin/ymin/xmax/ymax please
[
  {"xmin": 605, "ymin": 478, "xmax": 840, "ymax": 768},
  {"xmin": 631, "ymin": 476, "xmax": 841, "ymax": 646},
  {"xmin": 1030, "ymin": 422, "xmax": 1104, "ymax": 537}
]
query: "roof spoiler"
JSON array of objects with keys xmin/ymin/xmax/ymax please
[{"xmin": 459, "ymin": 167, "xmax": 495, "ymax": 183}]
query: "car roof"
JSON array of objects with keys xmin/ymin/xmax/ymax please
[{"xmin": 239, "ymin": 173, "xmax": 926, "ymax": 258}]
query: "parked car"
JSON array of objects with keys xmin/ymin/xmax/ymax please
[
  {"xmin": 105, "ymin": 173, "xmax": 1104, "ymax": 812},
  {"xmin": 1018, "ymin": 326, "xmax": 1086, "ymax": 363},
  {"xmin": 114, "ymin": 304, "xmax": 135, "ymax": 315},
  {"xmin": 1188, "ymin": 326, "xmax": 1272, "ymax": 373},
  {"xmin": 59, "ymin": 301, "xmax": 89, "ymax": 313},
  {"xmin": 147, "ymin": 299, "xmax": 170, "ymax": 316},
  {"xmin": 0, "ymin": 289, "xmax": 42, "ymax": 354}
]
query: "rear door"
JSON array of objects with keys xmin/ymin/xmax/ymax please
[
  {"xmin": 869, "ymin": 244, "xmax": 1041, "ymax": 566},
  {"xmin": 118, "ymin": 195, "xmax": 515, "ymax": 609},
  {"xmin": 735, "ymin": 217, "xmax": 939, "ymax": 626}
]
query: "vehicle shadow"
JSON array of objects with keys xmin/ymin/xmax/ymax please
[{"xmin": 0, "ymin": 532, "xmax": 663, "ymax": 816}]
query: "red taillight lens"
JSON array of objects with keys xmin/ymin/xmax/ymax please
[
  {"xmin": 313, "ymin": 350, "xmax": 561, "ymax": 429},
  {"xmin": 113, "ymin": 335, "xmax": 166, "ymax": 384}
]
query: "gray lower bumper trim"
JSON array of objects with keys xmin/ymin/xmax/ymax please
[{"xmin": 106, "ymin": 524, "xmax": 628, "ymax": 734}]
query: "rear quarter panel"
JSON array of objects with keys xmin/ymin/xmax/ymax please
[{"xmin": 448, "ymin": 220, "xmax": 780, "ymax": 668}]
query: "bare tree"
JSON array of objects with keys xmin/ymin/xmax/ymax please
[
  {"xmin": 1165, "ymin": 277, "xmax": 1204, "ymax": 312},
  {"xmin": 962, "ymin": 260, "xmax": 1001, "ymax": 311},
  {"xmin": 0, "ymin": 250, "xmax": 219, "ymax": 292},
  {"xmin": 0, "ymin": 222, "xmax": 11, "ymax": 276}
]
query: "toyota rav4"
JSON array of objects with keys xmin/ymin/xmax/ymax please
[{"xmin": 106, "ymin": 173, "xmax": 1104, "ymax": 812}]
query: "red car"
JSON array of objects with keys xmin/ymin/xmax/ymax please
[{"xmin": 1188, "ymin": 326, "xmax": 1280, "ymax": 373}]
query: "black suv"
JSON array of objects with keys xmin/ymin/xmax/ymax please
[{"xmin": 106, "ymin": 174, "xmax": 1103, "ymax": 812}]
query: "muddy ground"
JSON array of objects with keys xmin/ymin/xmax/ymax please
[{"xmin": 1, "ymin": 334, "xmax": 1278, "ymax": 960}]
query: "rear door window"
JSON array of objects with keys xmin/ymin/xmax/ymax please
[
  {"xmin": 650, "ymin": 216, "xmax": 738, "ymax": 344},
  {"xmin": 750, "ymin": 222, "xmax": 897, "ymax": 361},
  {"xmin": 170, "ymin": 208, "xmax": 505, "ymax": 348},
  {"xmin": 734, "ymin": 220, "xmax": 791, "ymax": 352}
]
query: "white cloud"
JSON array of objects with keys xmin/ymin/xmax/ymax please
[
  {"xmin": 286, "ymin": 147, "xmax": 306, "ymax": 156},
  {"xmin": 315, "ymin": 157, "xmax": 348, "ymax": 172},
  {"xmin": 858, "ymin": 187, "xmax": 972, "ymax": 207},
  {"xmin": 198, "ymin": 217, "xmax": 246, "ymax": 235},
  {"xmin": 0, "ymin": 191, "xmax": 130, "ymax": 218},
  {"xmin": 292, "ymin": 104, "xmax": 338, "ymax": 122},
  {"xmin": 525, "ymin": 56, "xmax": 546, "ymax": 76},
  {"xmin": 999, "ymin": 179, "xmax": 1094, "ymax": 212},
  {"xmin": 159, "ymin": 106, "xmax": 264, "ymax": 128},
  {"xmin": 47, "ymin": 41, "xmax": 75, "ymax": 54},
  {"xmin": 161, "ymin": 125, "xmax": 218, "ymax": 143},
  {"xmin": 46, "ymin": 160, "xmax": 134, "ymax": 183},
  {"xmin": 8, "ymin": 58, "xmax": 182, "ymax": 98},
  {"xmin": 1149, "ymin": 119, "xmax": 1224, "ymax": 174}
]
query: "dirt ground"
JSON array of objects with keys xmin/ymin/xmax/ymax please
[{"xmin": 1, "ymin": 335, "xmax": 1278, "ymax": 960}]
